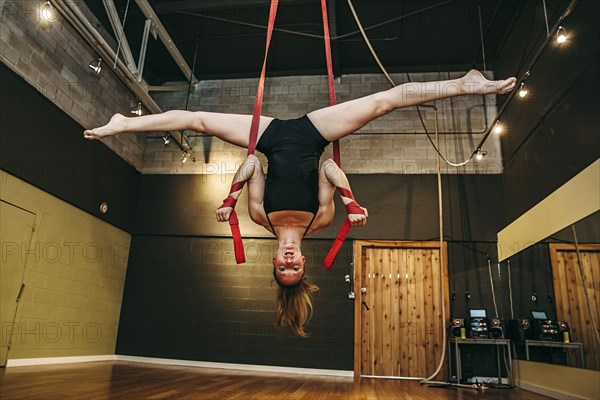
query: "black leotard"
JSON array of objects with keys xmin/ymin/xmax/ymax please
[{"xmin": 256, "ymin": 115, "xmax": 329, "ymax": 233}]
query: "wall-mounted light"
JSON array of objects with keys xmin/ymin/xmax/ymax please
[
  {"xmin": 88, "ymin": 58, "xmax": 102, "ymax": 74},
  {"xmin": 475, "ymin": 149, "xmax": 487, "ymax": 161},
  {"xmin": 163, "ymin": 134, "xmax": 170, "ymax": 145},
  {"xmin": 518, "ymin": 82, "xmax": 528, "ymax": 98},
  {"xmin": 130, "ymin": 102, "xmax": 142, "ymax": 116},
  {"xmin": 556, "ymin": 26, "xmax": 568, "ymax": 44},
  {"xmin": 41, "ymin": 1, "xmax": 54, "ymax": 22}
]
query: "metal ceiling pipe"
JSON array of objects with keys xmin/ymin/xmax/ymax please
[{"xmin": 52, "ymin": 0, "xmax": 191, "ymax": 152}]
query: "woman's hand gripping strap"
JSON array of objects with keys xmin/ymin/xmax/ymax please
[
  {"xmin": 218, "ymin": 180, "xmax": 247, "ymax": 264},
  {"xmin": 322, "ymin": 188, "xmax": 365, "ymax": 269}
]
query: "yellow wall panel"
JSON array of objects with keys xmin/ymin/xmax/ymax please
[
  {"xmin": 514, "ymin": 360, "xmax": 600, "ymax": 400},
  {"xmin": 0, "ymin": 170, "xmax": 131, "ymax": 360}
]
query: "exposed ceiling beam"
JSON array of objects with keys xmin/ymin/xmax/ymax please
[
  {"xmin": 134, "ymin": 0, "xmax": 198, "ymax": 85},
  {"xmin": 102, "ymin": 0, "xmax": 138, "ymax": 74}
]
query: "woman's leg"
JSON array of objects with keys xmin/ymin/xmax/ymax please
[
  {"xmin": 307, "ymin": 70, "xmax": 516, "ymax": 142},
  {"xmin": 84, "ymin": 110, "xmax": 274, "ymax": 149}
]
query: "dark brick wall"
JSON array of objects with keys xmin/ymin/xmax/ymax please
[
  {"xmin": 117, "ymin": 172, "xmax": 512, "ymax": 369},
  {"xmin": 116, "ymin": 236, "xmax": 354, "ymax": 369}
]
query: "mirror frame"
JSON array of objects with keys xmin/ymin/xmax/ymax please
[{"xmin": 497, "ymin": 159, "xmax": 600, "ymax": 262}]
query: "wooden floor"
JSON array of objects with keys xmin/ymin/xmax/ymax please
[{"xmin": 0, "ymin": 361, "xmax": 551, "ymax": 400}]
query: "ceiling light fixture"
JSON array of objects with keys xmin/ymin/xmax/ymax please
[
  {"xmin": 88, "ymin": 58, "xmax": 102, "ymax": 74},
  {"xmin": 518, "ymin": 82, "xmax": 528, "ymax": 98},
  {"xmin": 180, "ymin": 151, "xmax": 196, "ymax": 163},
  {"xmin": 475, "ymin": 149, "xmax": 487, "ymax": 161},
  {"xmin": 41, "ymin": 1, "xmax": 54, "ymax": 22},
  {"xmin": 556, "ymin": 26, "xmax": 567, "ymax": 44},
  {"xmin": 130, "ymin": 102, "xmax": 142, "ymax": 116}
]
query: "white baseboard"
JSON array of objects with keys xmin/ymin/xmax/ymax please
[
  {"xmin": 115, "ymin": 355, "xmax": 354, "ymax": 378},
  {"xmin": 6, "ymin": 355, "xmax": 117, "ymax": 367},
  {"xmin": 518, "ymin": 382, "xmax": 588, "ymax": 400},
  {"xmin": 6, "ymin": 354, "xmax": 353, "ymax": 378}
]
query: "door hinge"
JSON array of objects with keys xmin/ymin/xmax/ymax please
[{"xmin": 31, "ymin": 223, "xmax": 36, "ymax": 232}]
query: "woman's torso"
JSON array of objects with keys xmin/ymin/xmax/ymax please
[{"xmin": 255, "ymin": 116, "xmax": 330, "ymax": 236}]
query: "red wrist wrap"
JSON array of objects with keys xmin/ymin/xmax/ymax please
[
  {"xmin": 219, "ymin": 196, "xmax": 237, "ymax": 209},
  {"xmin": 220, "ymin": 180, "xmax": 248, "ymax": 263},
  {"xmin": 218, "ymin": 181, "xmax": 247, "ymax": 210},
  {"xmin": 337, "ymin": 187, "xmax": 354, "ymax": 200},
  {"xmin": 344, "ymin": 200, "xmax": 364, "ymax": 215}
]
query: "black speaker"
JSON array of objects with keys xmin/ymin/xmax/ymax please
[
  {"xmin": 489, "ymin": 318, "xmax": 504, "ymax": 339},
  {"xmin": 449, "ymin": 318, "xmax": 465, "ymax": 338},
  {"xmin": 506, "ymin": 319, "xmax": 532, "ymax": 342}
]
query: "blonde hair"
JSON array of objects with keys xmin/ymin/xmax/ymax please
[{"xmin": 273, "ymin": 271, "xmax": 319, "ymax": 338}]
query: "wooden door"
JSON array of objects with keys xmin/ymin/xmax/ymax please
[
  {"xmin": 0, "ymin": 201, "xmax": 36, "ymax": 366},
  {"xmin": 355, "ymin": 241, "xmax": 449, "ymax": 380},
  {"xmin": 550, "ymin": 243, "xmax": 600, "ymax": 370}
]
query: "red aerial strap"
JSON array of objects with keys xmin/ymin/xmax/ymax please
[
  {"xmin": 320, "ymin": 0, "xmax": 341, "ymax": 165},
  {"xmin": 320, "ymin": 0, "xmax": 364, "ymax": 269},
  {"xmin": 222, "ymin": 0, "xmax": 279, "ymax": 264},
  {"xmin": 247, "ymin": 0, "xmax": 279, "ymax": 156}
]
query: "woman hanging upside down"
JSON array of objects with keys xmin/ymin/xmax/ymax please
[{"xmin": 84, "ymin": 69, "xmax": 516, "ymax": 337}]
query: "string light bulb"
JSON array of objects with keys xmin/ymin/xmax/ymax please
[
  {"xmin": 130, "ymin": 102, "xmax": 142, "ymax": 116},
  {"xmin": 518, "ymin": 82, "xmax": 528, "ymax": 98},
  {"xmin": 41, "ymin": 1, "xmax": 54, "ymax": 22},
  {"xmin": 493, "ymin": 123, "xmax": 503, "ymax": 134},
  {"xmin": 556, "ymin": 26, "xmax": 567, "ymax": 44},
  {"xmin": 163, "ymin": 134, "xmax": 170, "ymax": 145},
  {"xmin": 475, "ymin": 149, "xmax": 487, "ymax": 161}
]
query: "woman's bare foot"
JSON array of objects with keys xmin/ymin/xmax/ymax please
[
  {"xmin": 83, "ymin": 113, "xmax": 127, "ymax": 140},
  {"xmin": 460, "ymin": 69, "xmax": 517, "ymax": 95}
]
